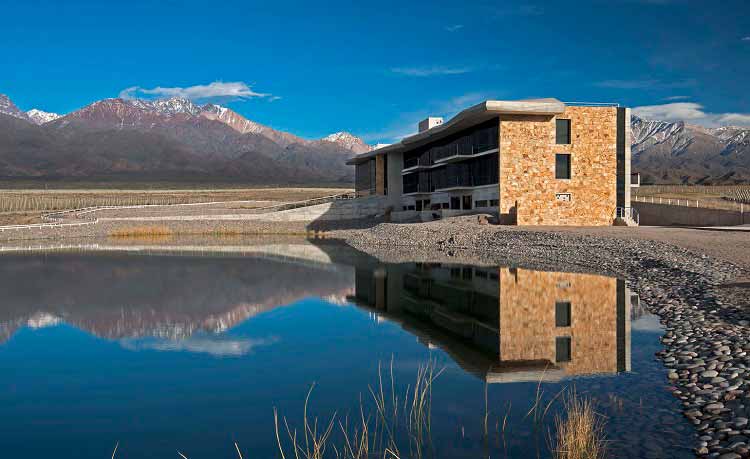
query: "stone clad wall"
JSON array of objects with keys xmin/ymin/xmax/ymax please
[
  {"xmin": 498, "ymin": 107, "xmax": 619, "ymax": 225},
  {"xmin": 498, "ymin": 268, "xmax": 622, "ymax": 376}
]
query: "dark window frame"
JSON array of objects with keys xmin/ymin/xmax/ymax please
[
  {"xmin": 556, "ymin": 119, "xmax": 571, "ymax": 145},
  {"xmin": 556, "ymin": 336, "xmax": 572, "ymax": 362},
  {"xmin": 555, "ymin": 154, "xmax": 572, "ymax": 180},
  {"xmin": 555, "ymin": 301, "xmax": 572, "ymax": 327}
]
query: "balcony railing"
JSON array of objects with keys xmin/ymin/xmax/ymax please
[
  {"xmin": 404, "ymin": 142, "xmax": 498, "ymax": 170},
  {"xmin": 432, "ymin": 143, "xmax": 496, "ymax": 163},
  {"xmin": 434, "ymin": 174, "xmax": 497, "ymax": 190}
]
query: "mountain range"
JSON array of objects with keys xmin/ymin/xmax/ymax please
[
  {"xmin": 1, "ymin": 93, "xmax": 748, "ymax": 185},
  {"xmin": 631, "ymin": 116, "xmax": 750, "ymax": 184},
  {"xmin": 0, "ymin": 94, "xmax": 371, "ymax": 185}
]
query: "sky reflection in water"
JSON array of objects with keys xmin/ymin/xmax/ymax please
[{"xmin": 0, "ymin": 242, "xmax": 693, "ymax": 459}]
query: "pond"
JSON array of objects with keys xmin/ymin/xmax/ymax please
[{"xmin": 0, "ymin": 241, "xmax": 693, "ymax": 458}]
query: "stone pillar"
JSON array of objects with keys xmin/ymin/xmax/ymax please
[
  {"xmin": 375, "ymin": 155, "xmax": 386, "ymax": 196},
  {"xmin": 386, "ymin": 151, "xmax": 403, "ymax": 209},
  {"xmin": 616, "ymin": 107, "xmax": 632, "ymax": 211}
]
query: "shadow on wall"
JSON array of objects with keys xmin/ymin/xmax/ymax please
[
  {"xmin": 499, "ymin": 201, "xmax": 518, "ymax": 225},
  {"xmin": 302, "ymin": 195, "xmax": 389, "ymax": 232},
  {"xmin": 302, "ymin": 195, "xmax": 503, "ymax": 231}
]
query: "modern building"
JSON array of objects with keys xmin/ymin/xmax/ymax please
[
  {"xmin": 347, "ymin": 98, "xmax": 636, "ymax": 226},
  {"xmin": 347, "ymin": 262, "xmax": 634, "ymax": 383}
]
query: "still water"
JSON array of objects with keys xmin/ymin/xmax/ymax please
[{"xmin": 0, "ymin": 241, "xmax": 693, "ymax": 458}]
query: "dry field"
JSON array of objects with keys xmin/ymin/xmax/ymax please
[
  {"xmin": 633, "ymin": 185, "xmax": 750, "ymax": 210},
  {"xmin": 0, "ymin": 187, "xmax": 350, "ymax": 226}
]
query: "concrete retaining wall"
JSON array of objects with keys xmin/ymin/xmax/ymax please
[
  {"xmin": 242, "ymin": 195, "xmax": 388, "ymax": 222},
  {"xmin": 634, "ymin": 202, "xmax": 747, "ymax": 227}
]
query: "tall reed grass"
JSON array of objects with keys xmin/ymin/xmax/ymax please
[
  {"xmin": 274, "ymin": 362, "xmax": 608, "ymax": 459},
  {"xmin": 552, "ymin": 389, "xmax": 607, "ymax": 459},
  {"xmin": 109, "ymin": 363, "xmax": 608, "ymax": 459},
  {"xmin": 274, "ymin": 360, "xmax": 442, "ymax": 459}
]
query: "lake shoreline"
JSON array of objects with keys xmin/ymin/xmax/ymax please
[
  {"xmin": 1, "ymin": 215, "xmax": 749, "ymax": 457},
  {"xmin": 330, "ymin": 217, "xmax": 749, "ymax": 458}
]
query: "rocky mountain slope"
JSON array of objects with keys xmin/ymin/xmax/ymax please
[
  {"xmin": 0, "ymin": 94, "xmax": 31, "ymax": 122},
  {"xmin": 631, "ymin": 116, "xmax": 750, "ymax": 184},
  {"xmin": 0, "ymin": 94, "xmax": 372, "ymax": 184},
  {"xmin": 1, "ymin": 92, "xmax": 748, "ymax": 184}
]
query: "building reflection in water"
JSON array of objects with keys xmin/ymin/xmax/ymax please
[{"xmin": 348, "ymin": 263, "xmax": 633, "ymax": 383}]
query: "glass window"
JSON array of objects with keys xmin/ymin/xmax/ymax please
[
  {"xmin": 556, "ymin": 119, "xmax": 571, "ymax": 144},
  {"xmin": 450, "ymin": 197, "xmax": 461, "ymax": 209},
  {"xmin": 556, "ymin": 336, "xmax": 572, "ymax": 362},
  {"xmin": 462, "ymin": 195, "xmax": 472, "ymax": 210},
  {"xmin": 490, "ymin": 199, "xmax": 499, "ymax": 206},
  {"xmin": 475, "ymin": 200, "xmax": 488, "ymax": 208},
  {"xmin": 555, "ymin": 301, "xmax": 571, "ymax": 327},
  {"xmin": 555, "ymin": 154, "xmax": 571, "ymax": 179}
]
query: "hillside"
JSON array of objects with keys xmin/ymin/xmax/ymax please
[
  {"xmin": 0, "ymin": 94, "xmax": 371, "ymax": 185},
  {"xmin": 632, "ymin": 116, "xmax": 750, "ymax": 184}
]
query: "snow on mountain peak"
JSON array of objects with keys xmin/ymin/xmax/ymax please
[
  {"xmin": 323, "ymin": 132, "xmax": 372, "ymax": 153},
  {"xmin": 201, "ymin": 103, "xmax": 229, "ymax": 117},
  {"xmin": 150, "ymin": 97, "xmax": 203, "ymax": 116},
  {"xmin": 0, "ymin": 94, "xmax": 32, "ymax": 122},
  {"xmin": 26, "ymin": 109, "xmax": 62, "ymax": 125},
  {"xmin": 630, "ymin": 115, "xmax": 685, "ymax": 146}
]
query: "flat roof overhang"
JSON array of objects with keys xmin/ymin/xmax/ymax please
[{"xmin": 346, "ymin": 98, "xmax": 566, "ymax": 165}]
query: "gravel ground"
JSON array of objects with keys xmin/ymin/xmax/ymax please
[{"xmin": 331, "ymin": 216, "xmax": 750, "ymax": 458}]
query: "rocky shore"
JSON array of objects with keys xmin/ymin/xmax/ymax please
[{"xmin": 335, "ymin": 217, "xmax": 750, "ymax": 458}]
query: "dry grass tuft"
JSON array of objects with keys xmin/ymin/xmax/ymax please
[
  {"xmin": 109, "ymin": 226, "xmax": 174, "ymax": 239},
  {"xmin": 274, "ymin": 359, "xmax": 443, "ymax": 459},
  {"xmin": 553, "ymin": 389, "xmax": 607, "ymax": 459}
]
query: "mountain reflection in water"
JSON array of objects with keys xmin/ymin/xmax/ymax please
[
  {"xmin": 1, "ymin": 243, "xmax": 638, "ymax": 381},
  {"xmin": 0, "ymin": 241, "xmax": 691, "ymax": 459},
  {"xmin": 0, "ymin": 249, "xmax": 354, "ymax": 347}
]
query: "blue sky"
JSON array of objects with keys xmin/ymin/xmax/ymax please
[{"xmin": 1, "ymin": 0, "xmax": 748, "ymax": 142}]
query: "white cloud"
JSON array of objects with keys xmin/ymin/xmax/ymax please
[
  {"xmin": 119, "ymin": 81, "xmax": 273, "ymax": 102},
  {"xmin": 390, "ymin": 66, "xmax": 473, "ymax": 77},
  {"xmin": 632, "ymin": 102, "xmax": 750, "ymax": 127},
  {"xmin": 445, "ymin": 24, "xmax": 464, "ymax": 32},
  {"xmin": 596, "ymin": 79, "xmax": 695, "ymax": 89},
  {"xmin": 120, "ymin": 336, "xmax": 279, "ymax": 357},
  {"xmin": 717, "ymin": 113, "xmax": 750, "ymax": 125},
  {"xmin": 742, "ymin": 36, "xmax": 750, "ymax": 41},
  {"xmin": 662, "ymin": 95, "xmax": 690, "ymax": 101}
]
